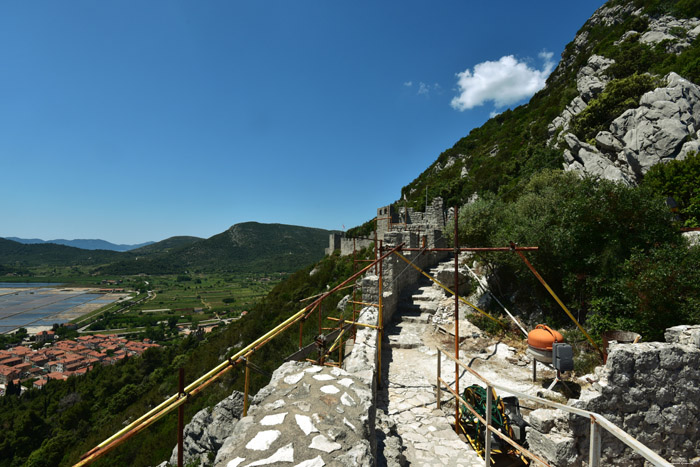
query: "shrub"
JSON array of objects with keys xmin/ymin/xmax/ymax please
[
  {"xmin": 569, "ymin": 73, "xmax": 661, "ymax": 141},
  {"xmin": 643, "ymin": 151, "xmax": 700, "ymax": 227}
]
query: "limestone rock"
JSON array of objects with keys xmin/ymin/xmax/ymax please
[
  {"xmin": 168, "ymin": 390, "xmax": 244, "ymax": 466},
  {"xmin": 561, "ymin": 133, "xmax": 633, "ymax": 184},
  {"xmin": 561, "ymin": 72, "xmax": 700, "ymax": 184},
  {"xmin": 609, "ymin": 73, "xmax": 700, "ymax": 180},
  {"xmin": 640, "ymin": 15, "xmax": 700, "ymax": 54},
  {"xmin": 595, "ymin": 131, "xmax": 623, "ymax": 152},
  {"xmin": 577, "ymin": 55, "xmax": 615, "ymax": 102}
]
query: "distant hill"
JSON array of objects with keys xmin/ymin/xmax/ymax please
[
  {"xmin": 5, "ymin": 237, "xmax": 154, "ymax": 252},
  {"xmin": 1, "ymin": 223, "xmax": 333, "ymax": 274},
  {"xmin": 0, "ymin": 238, "xmax": 124, "ymax": 267},
  {"xmin": 97, "ymin": 222, "xmax": 336, "ymax": 275},
  {"xmin": 130, "ymin": 236, "xmax": 203, "ymax": 255}
]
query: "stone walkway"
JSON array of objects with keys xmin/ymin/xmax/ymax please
[
  {"xmin": 379, "ymin": 269, "xmax": 484, "ymax": 466},
  {"xmin": 379, "ymin": 344, "xmax": 484, "ymax": 466}
]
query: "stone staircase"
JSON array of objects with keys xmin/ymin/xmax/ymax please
[
  {"xmin": 379, "ymin": 258, "xmax": 484, "ymax": 466},
  {"xmin": 386, "ymin": 275, "xmax": 435, "ymax": 349}
]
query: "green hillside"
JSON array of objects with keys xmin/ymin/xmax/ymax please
[
  {"xmin": 129, "ymin": 236, "xmax": 204, "ymax": 255},
  {"xmin": 96, "ymin": 222, "xmax": 334, "ymax": 275},
  {"xmin": 0, "ymin": 238, "xmax": 124, "ymax": 268},
  {"xmin": 398, "ymin": 0, "xmax": 700, "ymax": 210}
]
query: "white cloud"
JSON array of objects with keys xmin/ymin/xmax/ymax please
[
  {"xmin": 412, "ymin": 82, "xmax": 442, "ymax": 96},
  {"xmin": 403, "ymin": 81, "xmax": 413, "ymax": 87},
  {"xmin": 450, "ymin": 51, "xmax": 555, "ymax": 111}
]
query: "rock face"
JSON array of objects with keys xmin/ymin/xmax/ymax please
[
  {"xmin": 167, "ymin": 391, "xmax": 245, "ymax": 466},
  {"xmin": 638, "ymin": 15, "xmax": 700, "ymax": 54},
  {"xmin": 548, "ymin": 55, "xmax": 614, "ymax": 139},
  {"xmin": 562, "ymin": 72, "xmax": 700, "ymax": 183},
  {"xmin": 527, "ymin": 325, "xmax": 700, "ymax": 466},
  {"xmin": 213, "ymin": 361, "xmax": 375, "ymax": 467},
  {"xmin": 545, "ymin": 2, "xmax": 700, "ymax": 183}
]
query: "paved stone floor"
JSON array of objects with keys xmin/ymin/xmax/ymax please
[
  {"xmin": 379, "ymin": 343, "xmax": 484, "ymax": 466},
  {"xmin": 378, "ymin": 257, "xmax": 546, "ymax": 467}
]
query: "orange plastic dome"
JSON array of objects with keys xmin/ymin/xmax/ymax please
[{"xmin": 527, "ymin": 324, "xmax": 564, "ymax": 350}]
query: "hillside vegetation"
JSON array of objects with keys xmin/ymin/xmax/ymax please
[
  {"xmin": 4, "ymin": 1, "xmax": 700, "ymax": 465},
  {"xmin": 0, "ymin": 222, "xmax": 333, "ymax": 276},
  {"xmin": 98, "ymin": 222, "xmax": 334, "ymax": 275},
  {"xmin": 0, "ymin": 250, "xmax": 365, "ymax": 466},
  {"xmin": 397, "ymin": 0, "xmax": 700, "ymax": 210}
]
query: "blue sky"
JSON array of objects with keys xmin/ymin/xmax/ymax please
[{"xmin": 1, "ymin": 1, "xmax": 604, "ymax": 244}]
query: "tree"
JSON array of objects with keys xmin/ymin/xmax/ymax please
[{"xmin": 643, "ymin": 151, "xmax": 700, "ymax": 227}]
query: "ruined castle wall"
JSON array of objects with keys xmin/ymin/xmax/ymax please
[{"xmin": 527, "ymin": 325, "xmax": 700, "ymax": 466}]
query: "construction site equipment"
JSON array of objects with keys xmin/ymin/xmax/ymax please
[
  {"xmin": 527, "ymin": 324, "xmax": 564, "ymax": 364},
  {"xmin": 552, "ymin": 342, "xmax": 574, "ymax": 372},
  {"xmin": 458, "ymin": 384, "xmax": 529, "ymax": 465}
]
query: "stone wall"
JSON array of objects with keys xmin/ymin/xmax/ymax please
[
  {"xmin": 527, "ymin": 325, "xmax": 700, "ymax": 466},
  {"xmin": 213, "ymin": 361, "xmax": 376, "ymax": 467},
  {"xmin": 325, "ymin": 234, "xmax": 374, "ymax": 257},
  {"xmin": 361, "ymin": 230, "xmax": 449, "ymax": 327}
]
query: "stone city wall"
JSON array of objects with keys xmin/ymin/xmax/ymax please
[
  {"xmin": 325, "ymin": 233, "xmax": 374, "ymax": 257},
  {"xmin": 527, "ymin": 325, "xmax": 700, "ymax": 466}
]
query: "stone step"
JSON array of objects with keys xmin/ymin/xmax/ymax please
[
  {"xmin": 388, "ymin": 334, "xmax": 422, "ymax": 349},
  {"xmin": 402, "ymin": 313, "xmax": 431, "ymax": 324},
  {"xmin": 411, "ymin": 294, "xmax": 435, "ymax": 302},
  {"xmin": 397, "ymin": 302, "xmax": 423, "ymax": 313},
  {"xmin": 386, "ymin": 322, "xmax": 424, "ymax": 349}
]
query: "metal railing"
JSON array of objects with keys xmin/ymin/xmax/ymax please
[
  {"xmin": 74, "ymin": 244, "xmax": 401, "ymax": 466},
  {"xmin": 436, "ymin": 346, "xmax": 673, "ymax": 467}
]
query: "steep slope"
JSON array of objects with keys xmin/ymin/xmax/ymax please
[{"xmin": 397, "ymin": 0, "xmax": 700, "ymax": 210}]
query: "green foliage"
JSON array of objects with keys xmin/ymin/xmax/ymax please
[
  {"xmin": 98, "ymin": 222, "xmax": 333, "ymax": 275},
  {"xmin": 643, "ymin": 151, "xmax": 700, "ymax": 227},
  {"xmin": 569, "ymin": 73, "xmax": 660, "ymax": 141},
  {"xmin": 457, "ymin": 170, "xmax": 684, "ymax": 332},
  {"xmin": 0, "ymin": 238, "xmax": 123, "ymax": 268},
  {"xmin": 587, "ymin": 243, "xmax": 700, "ymax": 341},
  {"xmin": 345, "ymin": 218, "xmax": 376, "ymax": 238}
]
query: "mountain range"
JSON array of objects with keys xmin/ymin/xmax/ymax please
[
  {"xmin": 4, "ymin": 237, "xmax": 156, "ymax": 252},
  {"xmin": 0, "ymin": 222, "xmax": 334, "ymax": 274}
]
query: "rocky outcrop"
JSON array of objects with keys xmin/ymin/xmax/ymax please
[
  {"xmin": 562, "ymin": 72, "xmax": 700, "ymax": 183},
  {"xmin": 527, "ymin": 325, "xmax": 700, "ymax": 467},
  {"xmin": 638, "ymin": 15, "xmax": 700, "ymax": 54},
  {"xmin": 167, "ymin": 391, "xmax": 245, "ymax": 466},
  {"xmin": 548, "ymin": 55, "xmax": 615, "ymax": 139},
  {"xmin": 553, "ymin": 3, "xmax": 637, "ymax": 77},
  {"xmin": 577, "ymin": 55, "xmax": 616, "ymax": 103},
  {"xmin": 562, "ymin": 133, "xmax": 633, "ymax": 184}
]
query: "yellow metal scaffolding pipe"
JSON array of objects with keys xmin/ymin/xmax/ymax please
[{"xmin": 512, "ymin": 245, "xmax": 605, "ymax": 359}]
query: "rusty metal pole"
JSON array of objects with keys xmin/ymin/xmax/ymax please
[
  {"xmin": 374, "ymin": 224, "xmax": 379, "ymax": 274},
  {"xmin": 318, "ymin": 300, "xmax": 322, "ymax": 337},
  {"xmin": 454, "ymin": 206, "xmax": 460, "ymax": 434},
  {"xmin": 299, "ymin": 322, "xmax": 303, "ymax": 349},
  {"xmin": 377, "ymin": 242, "xmax": 383, "ymax": 389},
  {"xmin": 437, "ymin": 349, "xmax": 442, "ymax": 409},
  {"xmin": 243, "ymin": 357, "xmax": 250, "ymax": 417},
  {"xmin": 177, "ymin": 367, "xmax": 184, "ymax": 467}
]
